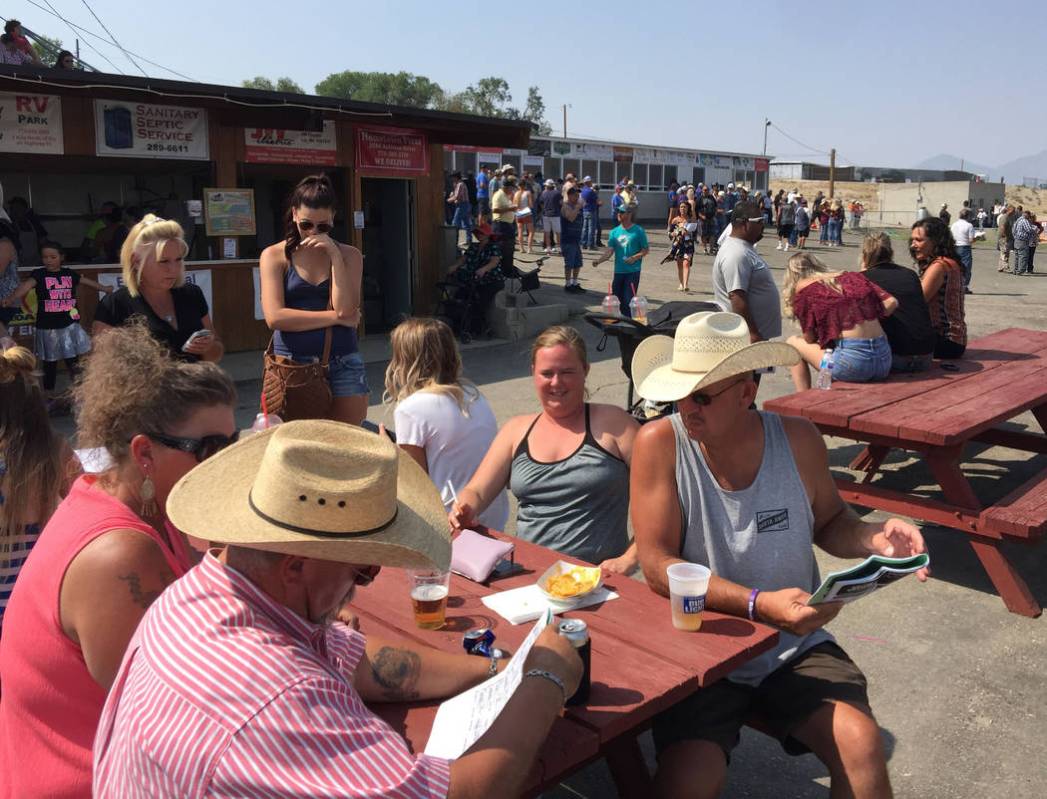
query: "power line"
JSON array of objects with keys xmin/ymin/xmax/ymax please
[
  {"xmin": 78, "ymin": 0, "xmax": 146, "ymax": 77},
  {"xmin": 38, "ymin": 0, "xmax": 123, "ymax": 73},
  {"xmin": 768, "ymin": 122, "xmax": 831, "ymax": 157},
  {"xmin": 24, "ymin": 0, "xmax": 196, "ymax": 81}
]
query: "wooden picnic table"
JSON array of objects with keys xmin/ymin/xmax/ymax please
[
  {"xmin": 350, "ymin": 532, "xmax": 778, "ymax": 796},
  {"xmin": 764, "ymin": 327, "xmax": 1047, "ymax": 617}
]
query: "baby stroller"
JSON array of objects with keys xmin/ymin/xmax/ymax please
[
  {"xmin": 584, "ymin": 300, "xmax": 721, "ymax": 422},
  {"xmin": 434, "ymin": 272, "xmax": 488, "ymax": 344}
]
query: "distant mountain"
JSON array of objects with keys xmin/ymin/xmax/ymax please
[
  {"xmin": 916, "ymin": 152, "xmax": 1047, "ymax": 184},
  {"xmin": 915, "ymin": 154, "xmax": 995, "ymax": 177}
]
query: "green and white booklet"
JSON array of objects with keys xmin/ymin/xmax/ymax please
[{"xmin": 808, "ymin": 553, "xmax": 930, "ymax": 605}]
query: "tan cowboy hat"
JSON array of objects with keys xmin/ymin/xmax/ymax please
[
  {"xmin": 166, "ymin": 420, "xmax": 451, "ymax": 570},
  {"xmin": 631, "ymin": 312, "xmax": 800, "ymax": 402}
]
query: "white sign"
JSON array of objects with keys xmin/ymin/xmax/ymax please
[
  {"xmin": 98, "ymin": 269, "xmax": 213, "ymax": 312},
  {"xmin": 0, "ymin": 92, "xmax": 63, "ymax": 154},
  {"xmin": 252, "ymin": 267, "xmax": 265, "ymax": 320},
  {"xmin": 244, "ymin": 121, "xmax": 337, "ymax": 166},
  {"xmin": 222, "ymin": 238, "xmax": 237, "ymax": 259},
  {"xmin": 353, "ymin": 210, "xmax": 365, "ymax": 229},
  {"xmin": 94, "ymin": 100, "xmax": 209, "ymax": 160}
]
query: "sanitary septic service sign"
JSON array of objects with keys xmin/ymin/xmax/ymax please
[
  {"xmin": 0, "ymin": 93, "xmax": 63, "ymax": 154},
  {"xmin": 94, "ymin": 100, "xmax": 209, "ymax": 160}
]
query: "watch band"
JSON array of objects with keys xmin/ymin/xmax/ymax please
[{"xmin": 524, "ymin": 668, "xmax": 566, "ymax": 703}]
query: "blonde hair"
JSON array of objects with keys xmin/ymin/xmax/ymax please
[
  {"xmin": 530, "ymin": 325, "xmax": 589, "ymax": 370},
  {"xmin": 860, "ymin": 232, "xmax": 894, "ymax": 270},
  {"xmin": 383, "ymin": 318, "xmax": 476, "ymax": 414},
  {"xmin": 119, "ymin": 214, "xmax": 189, "ymax": 297},
  {"xmin": 1, "ymin": 347, "xmax": 63, "ymax": 553},
  {"xmin": 782, "ymin": 252, "xmax": 842, "ymax": 318}
]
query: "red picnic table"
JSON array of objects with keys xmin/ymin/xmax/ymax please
[
  {"xmin": 765, "ymin": 327, "xmax": 1047, "ymax": 617},
  {"xmin": 350, "ymin": 532, "xmax": 778, "ymax": 797}
]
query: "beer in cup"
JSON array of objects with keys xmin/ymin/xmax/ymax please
[
  {"xmin": 667, "ymin": 562, "xmax": 711, "ymax": 631},
  {"xmin": 409, "ymin": 569, "xmax": 451, "ymax": 630}
]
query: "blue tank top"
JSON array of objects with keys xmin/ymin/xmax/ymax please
[{"xmin": 272, "ymin": 255, "xmax": 358, "ymax": 360}]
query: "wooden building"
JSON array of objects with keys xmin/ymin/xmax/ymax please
[{"xmin": 0, "ymin": 65, "xmax": 529, "ymax": 351}]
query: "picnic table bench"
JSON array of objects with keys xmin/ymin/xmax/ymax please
[
  {"xmin": 765, "ymin": 327, "xmax": 1047, "ymax": 617},
  {"xmin": 351, "ymin": 532, "xmax": 778, "ymax": 796}
]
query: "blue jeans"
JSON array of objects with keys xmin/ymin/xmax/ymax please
[
  {"xmin": 451, "ymin": 203, "xmax": 472, "ymax": 241},
  {"xmin": 612, "ymin": 272, "xmax": 641, "ymax": 317},
  {"xmin": 832, "ymin": 337, "xmax": 892, "ymax": 382},
  {"xmin": 581, "ymin": 211, "xmax": 596, "ymax": 248},
  {"xmin": 1014, "ymin": 242, "xmax": 1031, "ymax": 274},
  {"xmin": 789, "ymin": 225, "xmax": 798, "ymax": 246},
  {"xmin": 819, "ymin": 222, "xmax": 829, "ymax": 242},
  {"xmin": 955, "ymin": 245, "xmax": 972, "ymax": 288},
  {"xmin": 827, "ymin": 218, "xmax": 840, "ymax": 244}
]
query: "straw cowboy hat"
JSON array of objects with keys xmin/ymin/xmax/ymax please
[
  {"xmin": 166, "ymin": 420, "xmax": 451, "ymax": 570},
  {"xmin": 631, "ymin": 312, "xmax": 800, "ymax": 402}
]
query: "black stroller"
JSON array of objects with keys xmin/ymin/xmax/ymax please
[
  {"xmin": 434, "ymin": 273, "xmax": 491, "ymax": 344},
  {"xmin": 584, "ymin": 300, "xmax": 722, "ymax": 421}
]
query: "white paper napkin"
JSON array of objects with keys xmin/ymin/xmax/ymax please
[{"xmin": 481, "ymin": 584, "xmax": 619, "ymax": 625}]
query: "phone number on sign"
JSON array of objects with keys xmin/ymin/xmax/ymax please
[{"xmin": 146, "ymin": 143, "xmax": 193, "ymax": 154}]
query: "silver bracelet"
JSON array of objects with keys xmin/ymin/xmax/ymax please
[
  {"xmin": 488, "ymin": 656, "xmax": 499, "ymax": 678},
  {"xmin": 524, "ymin": 668, "xmax": 566, "ymax": 703}
]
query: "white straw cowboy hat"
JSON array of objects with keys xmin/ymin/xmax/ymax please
[
  {"xmin": 632, "ymin": 311, "xmax": 800, "ymax": 402},
  {"xmin": 167, "ymin": 420, "xmax": 451, "ymax": 570}
]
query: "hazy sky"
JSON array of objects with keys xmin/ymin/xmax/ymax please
[{"xmin": 10, "ymin": 0, "xmax": 1043, "ymax": 168}]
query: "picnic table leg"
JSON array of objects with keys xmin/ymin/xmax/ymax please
[
  {"xmin": 603, "ymin": 735, "xmax": 653, "ymax": 798},
  {"xmin": 968, "ymin": 536, "xmax": 1042, "ymax": 618},
  {"xmin": 1033, "ymin": 403, "xmax": 1047, "ymax": 434},
  {"xmin": 927, "ymin": 446, "xmax": 1041, "ymax": 617},
  {"xmin": 849, "ymin": 445, "xmax": 890, "ymax": 483}
]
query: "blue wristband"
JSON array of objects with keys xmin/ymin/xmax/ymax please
[{"xmin": 748, "ymin": 588, "xmax": 761, "ymax": 621}]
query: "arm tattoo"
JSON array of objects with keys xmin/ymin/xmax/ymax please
[
  {"xmin": 118, "ymin": 572, "xmax": 162, "ymax": 610},
  {"xmin": 370, "ymin": 647, "xmax": 422, "ymax": 701}
]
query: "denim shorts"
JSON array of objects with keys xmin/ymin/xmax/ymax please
[
  {"xmin": 832, "ymin": 336, "xmax": 892, "ymax": 382},
  {"xmin": 326, "ymin": 351, "xmax": 369, "ymax": 397}
]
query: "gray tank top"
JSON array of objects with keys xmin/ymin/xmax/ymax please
[
  {"xmin": 509, "ymin": 405, "xmax": 630, "ymax": 564},
  {"xmin": 671, "ymin": 411, "xmax": 832, "ymax": 686}
]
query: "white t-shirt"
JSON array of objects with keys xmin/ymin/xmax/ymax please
[
  {"xmin": 394, "ymin": 389, "xmax": 510, "ymax": 530},
  {"xmin": 950, "ymin": 219, "xmax": 976, "ymax": 246}
]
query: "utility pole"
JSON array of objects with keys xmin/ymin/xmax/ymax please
[
  {"xmin": 763, "ymin": 118, "xmax": 771, "ymax": 156},
  {"xmin": 828, "ymin": 148, "xmax": 837, "ymax": 199},
  {"xmin": 562, "ymin": 104, "xmax": 568, "ymax": 139}
]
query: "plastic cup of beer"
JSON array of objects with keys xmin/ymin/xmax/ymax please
[
  {"xmin": 666, "ymin": 563, "xmax": 711, "ymax": 631},
  {"xmin": 408, "ymin": 569, "xmax": 450, "ymax": 630}
]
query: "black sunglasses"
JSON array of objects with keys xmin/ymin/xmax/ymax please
[
  {"xmin": 688, "ymin": 379, "xmax": 744, "ymax": 407},
  {"xmin": 298, "ymin": 220, "xmax": 333, "ymax": 233},
  {"xmin": 147, "ymin": 430, "xmax": 240, "ymax": 462}
]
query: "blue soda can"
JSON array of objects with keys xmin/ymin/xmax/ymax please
[{"xmin": 463, "ymin": 628, "xmax": 496, "ymax": 657}]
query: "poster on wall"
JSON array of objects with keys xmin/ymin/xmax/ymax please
[
  {"xmin": 6, "ymin": 288, "xmax": 38, "ymax": 339},
  {"xmin": 94, "ymin": 100, "xmax": 209, "ymax": 160},
  {"xmin": 355, "ymin": 125, "xmax": 429, "ymax": 175},
  {"xmin": 244, "ymin": 122, "xmax": 338, "ymax": 165},
  {"xmin": 203, "ymin": 188, "xmax": 256, "ymax": 236},
  {"xmin": 0, "ymin": 93, "xmax": 63, "ymax": 154},
  {"xmin": 98, "ymin": 270, "xmax": 213, "ymax": 310}
]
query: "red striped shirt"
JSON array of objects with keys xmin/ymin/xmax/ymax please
[{"xmin": 93, "ymin": 552, "xmax": 451, "ymax": 798}]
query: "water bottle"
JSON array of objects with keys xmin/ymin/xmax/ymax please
[
  {"xmin": 816, "ymin": 349, "xmax": 834, "ymax": 390},
  {"xmin": 629, "ymin": 294, "xmax": 648, "ymax": 325},
  {"xmin": 601, "ymin": 291, "xmax": 620, "ymax": 321},
  {"xmin": 250, "ymin": 412, "xmax": 284, "ymax": 433}
]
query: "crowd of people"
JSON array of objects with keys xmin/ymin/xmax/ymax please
[
  {"xmin": 0, "ymin": 19, "xmax": 80, "ymax": 69},
  {"xmin": 0, "ymin": 165, "xmax": 1020, "ymax": 799}
]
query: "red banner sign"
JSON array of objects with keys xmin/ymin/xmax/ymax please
[
  {"xmin": 356, "ymin": 125, "xmax": 429, "ymax": 175},
  {"xmin": 755, "ymin": 157, "xmax": 769, "ymax": 173}
]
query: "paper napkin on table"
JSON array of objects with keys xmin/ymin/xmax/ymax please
[{"xmin": 481, "ymin": 584, "xmax": 619, "ymax": 625}]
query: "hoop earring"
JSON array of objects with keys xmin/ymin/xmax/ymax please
[{"xmin": 140, "ymin": 476, "xmax": 157, "ymax": 518}]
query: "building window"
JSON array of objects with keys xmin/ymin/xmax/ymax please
[
  {"xmin": 443, "ymin": 149, "xmax": 454, "ymax": 172},
  {"xmin": 693, "ymin": 167, "xmax": 705, "ymax": 185},
  {"xmin": 563, "ymin": 158, "xmax": 581, "ymax": 179},
  {"xmin": 456, "ymin": 151, "xmax": 477, "ymax": 175},
  {"xmin": 616, "ymin": 161, "xmax": 633, "ymax": 185},
  {"xmin": 543, "ymin": 157, "xmax": 561, "ymax": 180},
  {"xmin": 599, "ymin": 161, "xmax": 615, "ymax": 188},
  {"xmin": 632, "ymin": 163, "xmax": 648, "ymax": 189},
  {"xmin": 664, "ymin": 165, "xmax": 678, "ymax": 186},
  {"xmin": 582, "ymin": 159, "xmax": 598, "ymax": 183},
  {"xmin": 648, "ymin": 164, "xmax": 664, "ymax": 191}
]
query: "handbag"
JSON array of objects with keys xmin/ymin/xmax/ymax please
[
  {"xmin": 450, "ymin": 529, "xmax": 516, "ymax": 582},
  {"xmin": 261, "ymin": 323, "xmax": 334, "ymax": 421}
]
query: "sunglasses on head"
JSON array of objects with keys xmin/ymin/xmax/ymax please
[
  {"xmin": 688, "ymin": 379, "xmax": 745, "ymax": 407},
  {"xmin": 146, "ymin": 430, "xmax": 240, "ymax": 463},
  {"xmin": 298, "ymin": 220, "xmax": 333, "ymax": 233}
]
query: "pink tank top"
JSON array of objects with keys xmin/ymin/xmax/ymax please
[{"xmin": 0, "ymin": 475, "xmax": 192, "ymax": 799}]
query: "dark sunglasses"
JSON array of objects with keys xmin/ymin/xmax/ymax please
[
  {"xmin": 147, "ymin": 430, "xmax": 240, "ymax": 462},
  {"xmin": 688, "ymin": 379, "xmax": 744, "ymax": 407},
  {"xmin": 298, "ymin": 220, "xmax": 333, "ymax": 233}
]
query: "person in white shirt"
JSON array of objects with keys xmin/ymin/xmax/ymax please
[
  {"xmin": 949, "ymin": 210, "xmax": 976, "ymax": 293},
  {"xmin": 385, "ymin": 317, "xmax": 510, "ymax": 530}
]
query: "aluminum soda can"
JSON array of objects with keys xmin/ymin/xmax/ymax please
[
  {"xmin": 462, "ymin": 627, "xmax": 496, "ymax": 657},
  {"xmin": 558, "ymin": 619, "xmax": 591, "ymax": 705}
]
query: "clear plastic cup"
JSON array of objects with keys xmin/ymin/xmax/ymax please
[
  {"xmin": 408, "ymin": 569, "xmax": 450, "ymax": 630},
  {"xmin": 666, "ymin": 562, "xmax": 711, "ymax": 631}
]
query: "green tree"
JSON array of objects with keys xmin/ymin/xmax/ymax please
[
  {"xmin": 242, "ymin": 76, "xmax": 305, "ymax": 94},
  {"xmin": 522, "ymin": 86, "xmax": 552, "ymax": 136},
  {"xmin": 31, "ymin": 34, "xmax": 63, "ymax": 64},
  {"xmin": 315, "ymin": 71, "xmax": 445, "ymax": 108},
  {"xmin": 457, "ymin": 77, "xmax": 513, "ymax": 117}
]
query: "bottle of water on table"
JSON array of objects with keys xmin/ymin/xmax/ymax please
[{"xmin": 816, "ymin": 348, "xmax": 834, "ymax": 390}]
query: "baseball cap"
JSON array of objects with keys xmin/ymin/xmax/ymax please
[
  {"xmin": 583, "ymin": 175, "xmax": 593, "ymax": 183},
  {"xmin": 730, "ymin": 201, "xmax": 764, "ymax": 223},
  {"xmin": 544, "ymin": 179, "xmax": 555, "ymax": 187},
  {"xmin": 616, "ymin": 203, "xmax": 635, "ymax": 215}
]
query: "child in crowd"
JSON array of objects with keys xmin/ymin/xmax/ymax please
[{"xmin": 2, "ymin": 240, "xmax": 112, "ymax": 408}]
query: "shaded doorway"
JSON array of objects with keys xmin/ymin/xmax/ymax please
[{"xmin": 360, "ymin": 177, "xmax": 415, "ymax": 332}]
